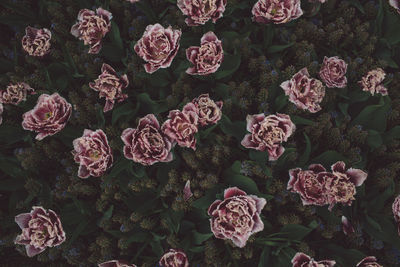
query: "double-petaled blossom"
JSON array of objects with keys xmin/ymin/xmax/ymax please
[
  {"xmin": 134, "ymin": 24, "xmax": 181, "ymax": 74},
  {"xmin": 14, "ymin": 206, "xmax": 66, "ymax": 257},
  {"xmin": 98, "ymin": 260, "xmax": 137, "ymax": 267},
  {"xmin": 252, "ymin": 0, "xmax": 303, "ymax": 24},
  {"xmin": 208, "ymin": 187, "xmax": 267, "ymax": 248},
  {"xmin": 191, "ymin": 94, "xmax": 223, "ymax": 126},
  {"xmin": 72, "ymin": 129, "xmax": 113, "ymax": 179},
  {"xmin": 392, "ymin": 194, "xmax": 400, "ymax": 235},
  {"xmin": 359, "ymin": 68, "xmax": 388, "ymax": 96},
  {"xmin": 159, "ymin": 249, "xmax": 189, "ymax": 267},
  {"xmin": 356, "ymin": 256, "xmax": 382, "ymax": 267},
  {"xmin": 281, "ymin": 68, "xmax": 325, "ymax": 113},
  {"xmin": 389, "ymin": 0, "xmax": 400, "ymax": 14},
  {"xmin": 0, "ymin": 82, "xmax": 35, "ymax": 105},
  {"xmin": 186, "ymin": 32, "xmax": 223, "ymax": 75},
  {"xmin": 121, "ymin": 114, "xmax": 173, "ymax": 166},
  {"xmin": 22, "ymin": 26, "xmax": 52, "ymax": 57},
  {"xmin": 89, "ymin": 64, "xmax": 129, "ymax": 112},
  {"xmin": 241, "ymin": 113, "xmax": 295, "ymax": 161},
  {"xmin": 70, "ymin": 8, "xmax": 112, "ymax": 54},
  {"xmin": 319, "ymin": 56, "xmax": 348, "ymax": 88},
  {"xmin": 22, "ymin": 93, "xmax": 72, "ymax": 140},
  {"xmin": 291, "ymin": 252, "xmax": 336, "ymax": 267},
  {"xmin": 177, "ymin": 0, "xmax": 227, "ymax": 26}
]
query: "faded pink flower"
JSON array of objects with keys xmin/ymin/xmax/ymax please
[
  {"xmin": 177, "ymin": 0, "xmax": 227, "ymax": 26},
  {"xmin": 121, "ymin": 114, "xmax": 173, "ymax": 166},
  {"xmin": 359, "ymin": 68, "xmax": 388, "ymax": 96},
  {"xmin": 14, "ymin": 206, "xmax": 66, "ymax": 257},
  {"xmin": 0, "ymin": 103, "xmax": 3, "ymax": 125},
  {"xmin": 356, "ymin": 256, "xmax": 382, "ymax": 267},
  {"xmin": 22, "ymin": 26, "xmax": 51, "ymax": 57},
  {"xmin": 134, "ymin": 24, "xmax": 181, "ymax": 74},
  {"xmin": 22, "ymin": 93, "xmax": 72, "ymax": 140},
  {"xmin": 341, "ymin": 216, "xmax": 355, "ymax": 235},
  {"xmin": 389, "ymin": 0, "xmax": 400, "ymax": 14},
  {"xmin": 89, "ymin": 63, "xmax": 129, "ymax": 112},
  {"xmin": 192, "ymin": 94, "xmax": 223, "ymax": 126},
  {"xmin": 183, "ymin": 180, "xmax": 193, "ymax": 201},
  {"xmin": 0, "ymin": 82, "xmax": 35, "ymax": 105},
  {"xmin": 319, "ymin": 56, "xmax": 348, "ymax": 88},
  {"xmin": 208, "ymin": 187, "xmax": 266, "ymax": 248},
  {"xmin": 98, "ymin": 260, "xmax": 137, "ymax": 267},
  {"xmin": 72, "ymin": 129, "xmax": 113, "ymax": 179},
  {"xmin": 70, "ymin": 8, "xmax": 112, "ymax": 54},
  {"xmin": 159, "ymin": 249, "xmax": 189, "ymax": 267},
  {"xmin": 186, "ymin": 32, "xmax": 223, "ymax": 75},
  {"xmin": 392, "ymin": 194, "xmax": 400, "ymax": 235},
  {"xmin": 252, "ymin": 0, "xmax": 303, "ymax": 24},
  {"xmin": 280, "ymin": 68, "xmax": 326, "ymax": 113},
  {"xmin": 291, "ymin": 252, "xmax": 336, "ymax": 267},
  {"xmin": 241, "ymin": 113, "xmax": 295, "ymax": 161}
]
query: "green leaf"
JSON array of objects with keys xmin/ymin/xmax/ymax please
[
  {"xmin": 0, "ymin": 178, "xmax": 24, "ymax": 191},
  {"xmin": 66, "ymin": 219, "xmax": 89, "ymax": 248},
  {"xmin": 109, "ymin": 21, "xmax": 123, "ymax": 50},
  {"xmin": 367, "ymin": 130, "xmax": 383, "ymax": 149},
  {"xmin": 224, "ymin": 161, "xmax": 260, "ymax": 195},
  {"xmin": 274, "ymin": 94, "xmax": 288, "ymax": 111},
  {"xmin": 276, "ymin": 224, "xmax": 313, "ymax": 240},
  {"xmin": 192, "ymin": 231, "xmax": 213, "ymax": 245},
  {"xmin": 215, "ymin": 54, "xmax": 241, "ymax": 79},
  {"xmin": 219, "ymin": 114, "xmax": 246, "ymax": 141},
  {"xmin": 384, "ymin": 126, "xmax": 400, "ymax": 143},
  {"xmin": 112, "ymin": 102, "xmax": 139, "ymax": 125},
  {"xmin": 258, "ymin": 247, "xmax": 271, "ymax": 267},
  {"xmin": 351, "ymin": 96, "xmax": 391, "ymax": 132},
  {"xmin": 0, "ymin": 125, "xmax": 30, "ymax": 145},
  {"xmin": 321, "ymin": 244, "xmax": 365, "ymax": 266},
  {"xmin": 267, "ymin": 42, "xmax": 294, "ymax": 53},
  {"xmin": 310, "ymin": 150, "xmax": 347, "ymax": 167},
  {"xmin": 47, "ymin": 63, "xmax": 71, "ymax": 92},
  {"xmin": 298, "ymin": 133, "xmax": 311, "ymax": 166},
  {"xmin": 347, "ymin": 0, "xmax": 365, "ymax": 14},
  {"xmin": 137, "ymin": 93, "xmax": 169, "ymax": 114},
  {"xmin": 95, "ymin": 104, "xmax": 105, "ymax": 128},
  {"xmin": 290, "ymin": 115, "xmax": 314, "ymax": 126}
]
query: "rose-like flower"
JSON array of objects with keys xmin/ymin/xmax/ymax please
[
  {"xmin": 0, "ymin": 82, "xmax": 35, "ymax": 105},
  {"xmin": 252, "ymin": 0, "xmax": 303, "ymax": 24},
  {"xmin": 89, "ymin": 64, "xmax": 129, "ymax": 112},
  {"xmin": 319, "ymin": 56, "xmax": 348, "ymax": 88},
  {"xmin": 159, "ymin": 249, "xmax": 189, "ymax": 267},
  {"xmin": 291, "ymin": 252, "xmax": 336, "ymax": 267},
  {"xmin": 392, "ymin": 194, "xmax": 400, "ymax": 235},
  {"xmin": 183, "ymin": 180, "xmax": 193, "ymax": 201},
  {"xmin": 241, "ymin": 113, "xmax": 295, "ymax": 161},
  {"xmin": 22, "ymin": 93, "xmax": 72, "ymax": 140},
  {"xmin": 341, "ymin": 216, "xmax": 355, "ymax": 235},
  {"xmin": 162, "ymin": 103, "xmax": 199, "ymax": 150},
  {"xmin": 359, "ymin": 68, "xmax": 388, "ymax": 96},
  {"xmin": 389, "ymin": 0, "xmax": 400, "ymax": 14},
  {"xmin": 208, "ymin": 187, "xmax": 266, "ymax": 248},
  {"xmin": 177, "ymin": 0, "xmax": 227, "ymax": 26},
  {"xmin": 134, "ymin": 24, "xmax": 181, "ymax": 74},
  {"xmin": 22, "ymin": 26, "xmax": 51, "ymax": 57},
  {"xmin": 72, "ymin": 129, "xmax": 113, "ymax": 179},
  {"xmin": 0, "ymin": 103, "xmax": 3, "ymax": 125},
  {"xmin": 121, "ymin": 114, "xmax": 173, "ymax": 165},
  {"xmin": 98, "ymin": 260, "xmax": 137, "ymax": 267},
  {"xmin": 70, "ymin": 8, "xmax": 112, "ymax": 54},
  {"xmin": 356, "ymin": 256, "xmax": 382, "ymax": 267},
  {"xmin": 186, "ymin": 32, "xmax": 223, "ymax": 75},
  {"xmin": 192, "ymin": 94, "xmax": 223, "ymax": 126},
  {"xmin": 280, "ymin": 68, "xmax": 326, "ymax": 113},
  {"xmin": 14, "ymin": 206, "xmax": 66, "ymax": 257}
]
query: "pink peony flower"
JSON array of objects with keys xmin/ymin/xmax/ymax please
[
  {"xmin": 89, "ymin": 63, "xmax": 129, "ymax": 112},
  {"xmin": 121, "ymin": 114, "xmax": 173, "ymax": 165},
  {"xmin": 241, "ymin": 113, "xmax": 295, "ymax": 161},
  {"xmin": 14, "ymin": 206, "xmax": 66, "ymax": 257},
  {"xmin": 252, "ymin": 0, "xmax": 303, "ymax": 24},
  {"xmin": 356, "ymin": 256, "xmax": 382, "ymax": 267},
  {"xmin": 159, "ymin": 249, "xmax": 189, "ymax": 267},
  {"xmin": 392, "ymin": 194, "xmax": 400, "ymax": 235},
  {"xmin": 22, "ymin": 93, "xmax": 72, "ymax": 140},
  {"xmin": 0, "ymin": 103, "xmax": 3, "ymax": 125},
  {"xmin": 341, "ymin": 216, "xmax": 355, "ymax": 235},
  {"xmin": 186, "ymin": 31, "xmax": 223, "ymax": 75},
  {"xmin": 0, "ymin": 82, "xmax": 35, "ymax": 105},
  {"xmin": 208, "ymin": 187, "xmax": 266, "ymax": 248},
  {"xmin": 70, "ymin": 8, "xmax": 112, "ymax": 54},
  {"xmin": 280, "ymin": 67, "xmax": 326, "ymax": 113},
  {"xmin": 162, "ymin": 103, "xmax": 199, "ymax": 150},
  {"xmin": 134, "ymin": 24, "xmax": 181, "ymax": 74},
  {"xmin": 72, "ymin": 129, "xmax": 113, "ymax": 179},
  {"xmin": 183, "ymin": 180, "xmax": 193, "ymax": 201},
  {"xmin": 98, "ymin": 260, "xmax": 137, "ymax": 267},
  {"xmin": 389, "ymin": 0, "xmax": 400, "ymax": 14},
  {"xmin": 319, "ymin": 56, "xmax": 348, "ymax": 88},
  {"xmin": 177, "ymin": 0, "xmax": 227, "ymax": 26},
  {"xmin": 359, "ymin": 68, "xmax": 388, "ymax": 96},
  {"xmin": 22, "ymin": 26, "xmax": 52, "ymax": 57},
  {"xmin": 291, "ymin": 252, "xmax": 336, "ymax": 267},
  {"xmin": 191, "ymin": 94, "xmax": 223, "ymax": 126}
]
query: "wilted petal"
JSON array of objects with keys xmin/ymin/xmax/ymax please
[
  {"xmin": 183, "ymin": 180, "xmax": 193, "ymax": 201},
  {"xmin": 341, "ymin": 216, "xmax": 355, "ymax": 235}
]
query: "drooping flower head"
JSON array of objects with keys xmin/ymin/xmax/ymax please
[
  {"xmin": 252, "ymin": 0, "xmax": 303, "ymax": 24},
  {"xmin": 0, "ymin": 82, "xmax": 35, "ymax": 105},
  {"xmin": 191, "ymin": 94, "xmax": 223, "ymax": 126},
  {"xmin": 356, "ymin": 256, "xmax": 382, "ymax": 267},
  {"xmin": 359, "ymin": 68, "xmax": 388, "ymax": 96},
  {"xmin": 177, "ymin": 0, "xmax": 227, "ymax": 26},
  {"xmin": 319, "ymin": 56, "xmax": 348, "ymax": 88},
  {"xmin": 159, "ymin": 249, "xmax": 189, "ymax": 267},
  {"xmin": 22, "ymin": 26, "xmax": 52, "ymax": 57},
  {"xmin": 291, "ymin": 252, "xmax": 336, "ymax": 267},
  {"xmin": 98, "ymin": 260, "xmax": 137, "ymax": 267}
]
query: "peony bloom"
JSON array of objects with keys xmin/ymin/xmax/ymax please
[
  {"xmin": 134, "ymin": 24, "xmax": 181, "ymax": 74},
  {"xmin": 72, "ymin": 129, "xmax": 113, "ymax": 179},
  {"xmin": 159, "ymin": 249, "xmax": 189, "ymax": 267},
  {"xmin": 121, "ymin": 114, "xmax": 173, "ymax": 165},
  {"xmin": 22, "ymin": 93, "xmax": 72, "ymax": 140},
  {"xmin": 98, "ymin": 260, "xmax": 137, "ymax": 267},
  {"xmin": 291, "ymin": 252, "xmax": 336, "ymax": 267},
  {"xmin": 359, "ymin": 68, "xmax": 388, "ymax": 96},
  {"xmin": 22, "ymin": 26, "xmax": 51, "ymax": 57},
  {"xmin": 280, "ymin": 68, "xmax": 326, "ymax": 113},
  {"xmin": 356, "ymin": 256, "xmax": 382, "ymax": 267},
  {"xmin": 389, "ymin": 0, "xmax": 400, "ymax": 14},
  {"xmin": 183, "ymin": 180, "xmax": 193, "ymax": 201},
  {"xmin": 177, "ymin": 0, "xmax": 227, "ymax": 26},
  {"xmin": 208, "ymin": 187, "xmax": 266, "ymax": 248},
  {"xmin": 241, "ymin": 113, "xmax": 295, "ymax": 161},
  {"xmin": 186, "ymin": 32, "xmax": 223, "ymax": 75},
  {"xmin": 70, "ymin": 8, "xmax": 112, "ymax": 54},
  {"xmin": 341, "ymin": 216, "xmax": 355, "ymax": 235},
  {"xmin": 14, "ymin": 206, "xmax": 66, "ymax": 257},
  {"xmin": 252, "ymin": 0, "xmax": 303, "ymax": 24},
  {"xmin": 392, "ymin": 194, "xmax": 400, "ymax": 235},
  {"xmin": 192, "ymin": 94, "xmax": 223, "ymax": 126},
  {"xmin": 0, "ymin": 82, "xmax": 35, "ymax": 105},
  {"xmin": 162, "ymin": 103, "xmax": 199, "ymax": 150},
  {"xmin": 0, "ymin": 103, "xmax": 3, "ymax": 125},
  {"xmin": 319, "ymin": 56, "xmax": 348, "ymax": 88},
  {"xmin": 89, "ymin": 63, "xmax": 129, "ymax": 112}
]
